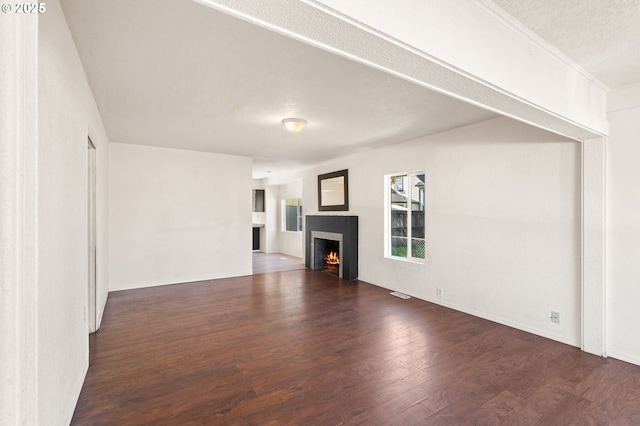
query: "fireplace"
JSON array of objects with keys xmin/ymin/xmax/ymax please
[
  {"xmin": 305, "ymin": 216, "xmax": 358, "ymax": 280},
  {"xmin": 311, "ymin": 232, "xmax": 342, "ymax": 277}
]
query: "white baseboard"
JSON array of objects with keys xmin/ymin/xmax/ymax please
[
  {"xmin": 369, "ymin": 282, "xmax": 581, "ymax": 349},
  {"xmin": 429, "ymin": 296, "xmax": 581, "ymax": 347},
  {"xmin": 607, "ymin": 350, "xmax": 640, "ymax": 367}
]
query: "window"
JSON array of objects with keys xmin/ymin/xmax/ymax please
[
  {"xmin": 283, "ymin": 198, "xmax": 303, "ymax": 232},
  {"xmin": 387, "ymin": 172, "xmax": 425, "ymax": 260}
]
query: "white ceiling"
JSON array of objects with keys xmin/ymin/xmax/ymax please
[
  {"xmin": 491, "ymin": 0, "xmax": 640, "ymax": 90},
  {"xmin": 60, "ymin": 0, "xmax": 498, "ymax": 178},
  {"xmin": 60, "ymin": 0, "xmax": 640, "ymax": 178}
]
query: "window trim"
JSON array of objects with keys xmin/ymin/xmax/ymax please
[
  {"xmin": 385, "ymin": 171, "xmax": 426, "ymax": 263},
  {"xmin": 282, "ymin": 198, "xmax": 303, "ymax": 233}
]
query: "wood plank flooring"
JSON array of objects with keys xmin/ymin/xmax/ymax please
[
  {"xmin": 252, "ymin": 252, "xmax": 305, "ymax": 274},
  {"xmin": 72, "ymin": 270, "xmax": 640, "ymax": 425}
]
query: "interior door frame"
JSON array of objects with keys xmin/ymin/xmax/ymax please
[{"xmin": 87, "ymin": 137, "xmax": 97, "ymax": 333}]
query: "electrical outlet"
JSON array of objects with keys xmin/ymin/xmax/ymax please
[
  {"xmin": 436, "ymin": 287, "xmax": 443, "ymax": 298},
  {"xmin": 551, "ymin": 311, "xmax": 560, "ymax": 324}
]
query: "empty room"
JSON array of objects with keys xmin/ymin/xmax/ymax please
[{"xmin": 2, "ymin": 0, "xmax": 640, "ymax": 424}]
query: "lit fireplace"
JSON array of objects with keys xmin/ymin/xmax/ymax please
[
  {"xmin": 306, "ymin": 216, "xmax": 358, "ymax": 280},
  {"xmin": 324, "ymin": 250, "xmax": 339, "ymax": 275},
  {"xmin": 310, "ymin": 232, "xmax": 342, "ymax": 278}
]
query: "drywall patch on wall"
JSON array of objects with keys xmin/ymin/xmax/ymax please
[{"xmin": 108, "ymin": 143, "xmax": 252, "ymax": 290}]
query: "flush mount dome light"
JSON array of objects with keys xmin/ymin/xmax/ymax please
[{"xmin": 282, "ymin": 118, "xmax": 307, "ymax": 133}]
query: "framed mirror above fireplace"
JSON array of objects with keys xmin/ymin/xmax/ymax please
[{"xmin": 318, "ymin": 169, "xmax": 349, "ymax": 211}]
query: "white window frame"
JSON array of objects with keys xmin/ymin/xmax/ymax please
[
  {"xmin": 385, "ymin": 171, "xmax": 426, "ymax": 262},
  {"xmin": 282, "ymin": 198, "xmax": 303, "ymax": 232}
]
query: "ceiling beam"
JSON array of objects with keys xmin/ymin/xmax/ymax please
[{"xmin": 193, "ymin": 0, "xmax": 608, "ymax": 140}]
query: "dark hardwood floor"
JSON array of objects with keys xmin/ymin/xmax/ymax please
[{"xmin": 72, "ymin": 270, "xmax": 640, "ymax": 425}]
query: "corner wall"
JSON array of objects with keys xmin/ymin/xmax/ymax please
[
  {"xmin": 301, "ymin": 118, "xmax": 582, "ymax": 346},
  {"xmin": 606, "ymin": 86, "xmax": 640, "ymax": 365},
  {"xmin": 0, "ymin": 12, "xmax": 38, "ymax": 425},
  {"xmin": 38, "ymin": 0, "xmax": 110, "ymax": 422},
  {"xmin": 108, "ymin": 143, "xmax": 252, "ymax": 290}
]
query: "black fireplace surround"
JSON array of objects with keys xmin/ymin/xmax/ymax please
[{"xmin": 305, "ymin": 215, "xmax": 358, "ymax": 280}]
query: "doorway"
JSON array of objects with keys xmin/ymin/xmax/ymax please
[{"xmin": 87, "ymin": 137, "xmax": 97, "ymax": 333}]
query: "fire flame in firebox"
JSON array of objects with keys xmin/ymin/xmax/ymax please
[{"xmin": 324, "ymin": 251, "xmax": 339, "ymax": 271}]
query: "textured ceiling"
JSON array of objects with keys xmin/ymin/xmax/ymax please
[
  {"xmin": 491, "ymin": 0, "xmax": 640, "ymax": 90},
  {"xmin": 61, "ymin": 0, "xmax": 637, "ymax": 178},
  {"xmin": 60, "ymin": 0, "xmax": 497, "ymax": 178}
]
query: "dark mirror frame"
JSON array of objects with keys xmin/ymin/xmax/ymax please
[{"xmin": 318, "ymin": 169, "xmax": 349, "ymax": 211}]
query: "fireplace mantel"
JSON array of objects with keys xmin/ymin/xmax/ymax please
[{"xmin": 305, "ymin": 215, "xmax": 358, "ymax": 280}]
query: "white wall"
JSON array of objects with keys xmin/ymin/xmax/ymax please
[
  {"xmin": 606, "ymin": 87, "xmax": 640, "ymax": 365},
  {"xmin": 0, "ymin": 12, "xmax": 38, "ymax": 425},
  {"xmin": 264, "ymin": 184, "xmax": 280, "ymax": 253},
  {"xmin": 109, "ymin": 143, "xmax": 252, "ymax": 290},
  {"xmin": 38, "ymin": 0, "xmax": 110, "ymax": 422},
  {"xmin": 301, "ymin": 118, "xmax": 582, "ymax": 346}
]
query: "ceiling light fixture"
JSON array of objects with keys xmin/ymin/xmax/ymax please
[{"xmin": 282, "ymin": 118, "xmax": 307, "ymax": 133}]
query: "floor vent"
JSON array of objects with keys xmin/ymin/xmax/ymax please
[{"xmin": 390, "ymin": 291, "xmax": 411, "ymax": 299}]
